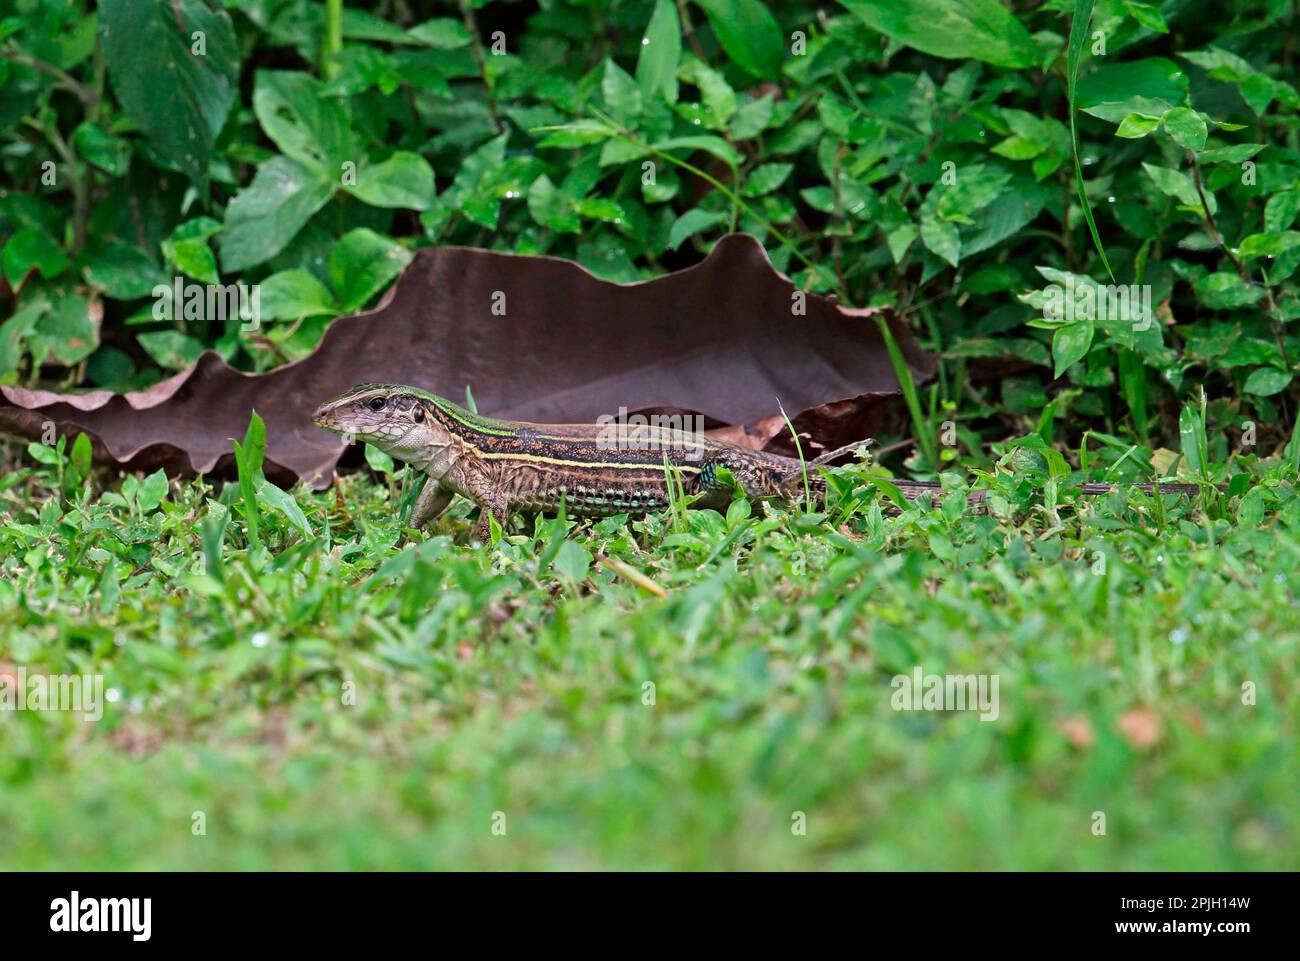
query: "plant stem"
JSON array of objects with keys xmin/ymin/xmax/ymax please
[
  {"xmin": 460, "ymin": 0, "xmax": 505, "ymax": 133},
  {"xmin": 323, "ymin": 0, "xmax": 343, "ymax": 80}
]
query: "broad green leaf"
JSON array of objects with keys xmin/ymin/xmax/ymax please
[
  {"xmin": 328, "ymin": 229, "xmax": 412, "ymax": 312},
  {"xmin": 218, "ymin": 157, "xmax": 334, "ymax": 273},
  {"xmin": 364, "ymin": 444, "xmax": 395, "ymax": 475},
  {"xmin": 406, "ymin": 18, "xmax": 471, "ymax": 49},
  {"xmin": 33, "ymin": 291, "xmax": 98, "ymax": 366},
  {"xmin": 1194, "ymin": 271, "xmax": 1265, "ymax": 309},
  {"xmin": 1237, "ymin": 231, "xmax": 1300, "ymax": 261},
  {"xmin": 1052, "ymin": 322, "xmax": 1094, "ymax": 377},
  {"xmin": 1162, "ymin": 107, "xmax": 1207, "ymax": 151},
  {"xmin": 1243, "ymin": 367, "xmax": 1293, "ymax": 396},
  {"xmin": 260, "ymin": 270, "xmax": 340, "ymax": 321},
  {"xmin": 136, "ymin": 469, "xmax": 170, "ymax": 513},
  {"xmin": 252, "ymin": 70, "xmax": 357, "ymax": 177},
  {"xmin": 635, "ymin": 0, "xmax": 681, "ymax": 103},
  {"xmin": 1124, "ymin": 1, "xmax": 1168, "ymax": 32},
  {"xmin": 1076, "ymin": 58, "xmax": 1188, "ymax": 109},
  {"xmin": 346, "ymin": 151, "xmax": 436, "ymax": 210},
  {"xmin": 137, "ymin": 330, "xmax": 205, "ymax": 370},
  {"xmin": 920, "ymin": 216, "xmax": 960, "ymax": 266},
  {"xmin": 843, "ymin": 0, "xmax": 1039, "ymax": 69},
  {"xmin": 1115, "ymin": 113, "xmax": 1163, "ymax": 138},
  {"xmin": 1142, "ymin": 162, "xmax": 1212, "ymax": 213},
  {"xmin": 696, "ymin": 0, "xmax": 784, "ymax": 79},
  {"xmin": 652, "ymin": 135, "xmax": 740, "ymax": 168},
  {"xmin": 535, "ymin": 121, "xmax": 615, "ymax": 148},
  {"xmin": 602, "ymin": 58, "xmax": 642, "ymax": 126},
  {"xmin": 72, "ymin": 122, "xmax": 130, "ymax": 176},
  {"xmin": 2, "ymin": 228, "xmax": 69, "ymax": 287},
  {"xmin": 79, "ymin": 240, "xmax": 168, "ymax": 299},
  {"xmin": 100, "ymin": 0, "xmax": 237, "ymax": 192},
  {"xmin": 1265, "ymin": 190, "xmax": 1300, "ymax": 232},
  {"xmin": 679, "ymin": 56, "xmax": 735, "ymax": 129},
  {"xmin": 1197, "ymin": 143, "xmax": 1263, "ymax": 164},
  {"xmin": 667, "ymin": 208, "xmax": 725, "ymax": 250},
  {"xmin": 742, "ymin": 162, "xmax": 793, "ymax": 197}
]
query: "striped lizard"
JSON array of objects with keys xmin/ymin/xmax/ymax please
[{"xmin": 313, "ymin": 382, "xmax": 1207, "ymax": 541}]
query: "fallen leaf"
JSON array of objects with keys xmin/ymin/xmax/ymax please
[
  {"xmin": 1116, "ymin": 706, "xmax": 1163, "ymax": 750},
  {"xmin": 0, "ymin": 234, "xmax": 934, "ymax": 487},
  {"xmin": 1058, "ymin": 715, "xmax": 1095, "ymax": 750}
]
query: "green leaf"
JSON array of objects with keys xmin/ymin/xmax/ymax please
[
  {"xmin": 137, "ymin": 330, "xmax": 205, "ymax": 371},
  {"xmin": 843, "ymin": 0, "xmax": 1039, "ymax": 69},
  {"xmin": 346, "ymin": 151, "xmax": 436, "ymax": 210},
  {"xmin": 136, "ymin": 468, "xmax": 170, "ymax": 513},
  {"xmin": 602, "ymin": 58, "xmax": 642, "ymax": 126},
  {"xmin": 99, "ymin": 0, "xmax": 237, "ymax": 193},
  {"xmin": 636, "ymin": 0, "xmax": 681, "ymax": 102},
  {"xmin": 1076, "ymin": 58, "xmax": 1188, "ymax": 110},
  {"xmin": 1162, "ymin": 107, "xmax": 1207, "ymax": 151},
  {"xmin": 535, "ymin": 120, "xmax": 617, "ymax": 148},
  {"xmin": 2, "ymin": 228, "xmax": 69, "ymax": 287},
  {"xmin": 1194, "ymin": 271, "xmax": 1265, "ymax": 309},
  {"xmin": 653, "ymin": 135, "xmax": 740, "ymax": 168},
  {"xmin": 920, "ymin": 216, "xmax": 960, "ymax": 267},
  {"xmin": 252, "ymin": 70, "xmax": 357, "ymax": 178},
  {"xmin": 1244, "ymin": 366, "xmax": 1293, "ymax": 396},
  {"xmin": 1115, "ymin": 113, "xmax": 1163, "ymax": 138},
  {"xmin": 260, "ymin": 271, "xmax": 340, "ymax": 321},
  {"xmin": 1142, "ymin": 162, "xmax": 1210, "ymax": 212},
  {"xmin": 742, "ymin": 162, "xmax": 793, "ymax": 197},
  {"xmin": 886, "ymin": 224, "xmax": 918, "ymax": 263},
  {"xmin": 1124, "ymin": 1, "xmax": 1168, "ymax": 32},
  {"xmin": 72, "ymin": 122, "xmax": 130, "ymax": 176},
  {"xmin": 1237, "ymin": 231, "xmax": 1300, "ymax": 261},
  {"xmin": 218, "ymin": 157, "xmax": 334, "ymax": 273},
  {"xmin": 406, "ymin": 18, "xmax": 471, "ymax": 49},
  {"xmin": 667, "ymin": 208, "xmax": 726, "ymax": 250},
  {"xmin": 1052, "ymin": 322, "xmax": 1094, "ymax": 378},
  {"xmin": 1265, "ymin": 190, "xmax": 1300, "ymax": 232},
  {"xmin": 552, "ymin": 540, "xmax": 592, "ymax": 583},
  {"xmin": 255, "ymin": 477, "xmax": 313, "ymax": 539},
  {"xmin": 1197, "ymin": 143, "xmax": 1263, "ymax": 164},
  {"xmin": 32, "ymin": 291, "xmax": 98, "ymax": 366},
  {"xmin": 991, "ymin": 135, "xmax": 1046, "ymax": 158},
  {"xmin": 328, "ymin": 229, "xmax": 412, "ymax": 312},
  {"xmin": 79, "ymin": 240, "xmax": 168, "ymax": 299},
  {"xmin": 731, "ymin": 93, "xmax": 775, "ymax": 140},
  {"xmin": 233, "ymin": 411, "xmax": 266, "ymax": 550},
  {"xmin": 695, "ymin": 0, "xmax": 784, "ymax": 79},
  {"xmin": 364, "ymin": 443, "xmax": 395, "ymax": 475}
]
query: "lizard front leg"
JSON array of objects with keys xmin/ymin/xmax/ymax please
[
  {"xmin": 408, "ymin": 475, "xmax": 453, "ymax": 529},
  {"xmin": 462, "ymin": 467, "xmax": 509, "ymax": 542}
]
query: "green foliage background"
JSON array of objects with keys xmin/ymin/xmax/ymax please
[{"xmin": 2, "ymin": 0, "xmax": 1299, "ymax": 467}]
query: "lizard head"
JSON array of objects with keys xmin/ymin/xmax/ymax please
[{"xmin": 313, "ymin": 383, "xmax": 452, "ymax": 465}]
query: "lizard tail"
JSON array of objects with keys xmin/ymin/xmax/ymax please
[{"xmin": 777, "ymin": 438, "xmax": 874, "ymax": 489}]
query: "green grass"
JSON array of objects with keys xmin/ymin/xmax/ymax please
[{"xmin": 0, "ymin": 436, "xmax": 1297, "ymax": 870}]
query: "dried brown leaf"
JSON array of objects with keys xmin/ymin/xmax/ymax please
[{"xmin": 0, "ymin": 235, "xmax": 933, "ymax": 487}]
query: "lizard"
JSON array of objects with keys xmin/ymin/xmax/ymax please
[{"xmin": 312, "ymin": 382, "xmax": 1210, "ymax": 541}]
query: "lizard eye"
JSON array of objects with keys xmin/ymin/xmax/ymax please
[
  {"xmin": 368, "ymin": 397, "xmax": 386, "ymax": 412},
  {"xmin": 412, "ymin": 406, "xmax": 425, "ymax": 423}
]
